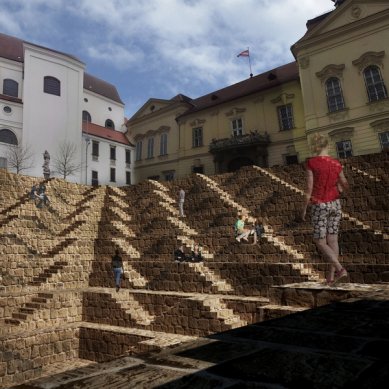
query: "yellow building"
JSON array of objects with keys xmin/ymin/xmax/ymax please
[
  {"xmin": 127, "ymin": 0, "xmax": 389, "ymax": 183},
  {"xmin": 292, "ymin": 0, "xmax": 389, "ymax": 160}
]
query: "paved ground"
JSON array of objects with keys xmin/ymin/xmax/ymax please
[{"xmin": 10, "ymin": 283, "xmax": 389, "ymax": 389}]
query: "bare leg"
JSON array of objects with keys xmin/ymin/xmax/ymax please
[
  {"xmin": 326, "ymin": 234, "xmax": 340, "ymax": 280},
  {"xmin": 314, "ymin": 237, "xmax": 343, "ymax": 274}
]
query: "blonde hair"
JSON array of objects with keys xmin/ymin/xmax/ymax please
[{"xmin": 310, "ymin": 133, "xmax": 329, "ymax": 155}]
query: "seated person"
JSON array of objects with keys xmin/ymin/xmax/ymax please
[
  {"xmin": 174, "ymin": 245, "xmax": 186, "ymax": 262},
  {"xmin": 29, "ymin": 184, "xmax": 37, "ymax": 200},
  {"xmin": 251, "ymin": 218, "xmax": 265, "ymax": 244},
  {"xmin": 190, "ymin": 243, "xmax": 203, "ymax": 262},
  {"xmin": 234, "ymin": 214, "xmax": 250, "ymax": 243},
  {"xmin": 36, "ymin": 183, "xmax": 49, "ymax": 208}
]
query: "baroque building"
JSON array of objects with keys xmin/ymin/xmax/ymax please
[
  {"xmin": 127, "ymin": 0, "xmax": 389, "ymax": 184},
  {"xmin": 0, "ymin": 32, "xmax": 133, "ymax": 186}
]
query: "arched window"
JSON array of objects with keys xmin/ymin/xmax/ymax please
[
  {"xmin": 0, "ymin": 129, "xmax": 18, "ymax": 145},
  {"xmin": 363, "ymin": 65, "xmax": 388, "ymax": 102},
  {"xmin": 325, "ymin": 77, "xmax": 345, "ymax": 112},
  {"xmin": 44, "ymin": 76, "xmax": 61, "ymax": 96},
  {"xmin": 105, "ymin": 119, "xmax": 115, "ymax": 129},
  {"xmin": 3, "ymin": 79, "xmax": 18, "ymax": 97},
  {"xmin": 82, "ymin": 110, "xmax": 92, "ymax": 123}
]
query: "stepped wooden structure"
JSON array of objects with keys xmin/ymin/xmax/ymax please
[{"xmin": 0, "ymin": 151, "xmax": 388, "ymax": 388}]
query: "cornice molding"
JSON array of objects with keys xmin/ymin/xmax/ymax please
[
  {"xmin": 225, "ymin": 107, "xmax": 246, "ymax": 117},
  {"xmin": 328, "ymin": 126, "xmax": 354, "ymax": 141},
  {"xmin": 133, "ymin": 125, "xmax": 171, "ymax": 141},
  {"xmin": 352, "ymin": 50, "xmax": 385, "ymax": 72},
  {"xmin": 271, "ymin": 93, "xmax": 295, "ymax": 105},
  {"xmin": 189, "ymin": 118, "xmax": 206, "ymax": 127},
  {"xmin": 316, "ymin": 64, "xmax": 346, "ymax": 83},
  {"xmin": 293, "ymin": 8, "xmax": 389, "ymax": 56},
  {"xmin": 370, "ymin": 118, "xmax": 389, "ymax": 132}
]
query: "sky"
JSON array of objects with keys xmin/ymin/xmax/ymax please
[{"xmin": 0, "ymin": 0, "xmax": 334, "ymax": 118}]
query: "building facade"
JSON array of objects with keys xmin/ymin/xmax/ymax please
[
  {"xmin": 127, "ymin": 0, "xmax": 389, "ymax": 184},
  {"xmin": 292, "ymin": 0, "xmax": 389, "ymax": 159},
  {"xmin": 0, "ymin": 32, "xmax": 133, "ymax": 186}
]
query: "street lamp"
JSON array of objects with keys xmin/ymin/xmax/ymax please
[{"xmin": 85, "ymin": 136, "xmax": 91, "ymax": 184}]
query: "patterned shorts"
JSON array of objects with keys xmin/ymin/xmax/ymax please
[{"xmin": 311, "ymin": 199, "xmax": 342, "ymax": 239}]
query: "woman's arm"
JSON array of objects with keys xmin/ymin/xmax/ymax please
[
  {"xmin": 302, "ymin": 169, "xmax": 313, "ymax": 221},
  {"xmin": 337, "ymin": 170, "xmax": 349, "ymax": 192}
]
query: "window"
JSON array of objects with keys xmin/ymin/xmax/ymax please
[
  {"xmin": 110, "ymin": 146, "xmax": 116, "ymax": 161},
  {"xmin": 0, "ymin": 157, "xmax": 7, "ymax": 169},
  {"xmin": 192, "ymin": 166, "xmax": 204, "ymax": 174},
  {"xmin": 125, "ymin": 149, "xmax": 131, "ymax": 165},
  {"xmin": 43, "ymin": 76, "xmax": 60, "ymax": 96},
  {"xmin": 136, "ymin": 141, "xmax": 142, "ymax": 161},
  {"xmin": 110, "ymin": 167, "xmax": 116, "ymax": 182},
  {"xmin": 285, "ymin": 155, "xmax": 298, "ymax": 165},
  {"xmin": 192, "ymin": 127, "xmax": 203, "ymax": 148},
  {"xmin": 82, "ymin": 111, "xmax": 92, "ymax": 123},
  {"xmin": 336, "ymin": 140, "xmax": 353, "ymax": 159},
  {"xmin": 126, "ymin": 171, "xmax": 131, "ymax": 185},
  {"xmin": 3, "ymin": 79, "xmax": 18, "ymax": 97},
  {"xmin": 160, "ymin": 133, "xmax": 168, "ymax": 155},
  {"xmin": 231, "ymin": 118, "xmax": 243, "ymax": 136},
  {"xmin": 379, "ymin": 132, "xmax": 389, "ymax": 150},
  {"xmin": 105, "ymin": 119, "xmax": 115, "ymax": 129},
  {"xmin": 326, "ymin": 77, "xmax": 345, "ymax": 112},
  {"xmin": 147, "ymin": 137, "xmax": 154, "ymax": 159},
  {"xmin": 278, "ymin": 104, "xmax": 294, "ymax": 130},
  {"xmin": 91, "ymin": 170, "xmax": 98, "ymax": 186},
  {"xmin": 164, "ymin": 171, "xmax": 175, "ymax": 181},
  {"xmin": 3, "ymin": 106, "xmax": 12, "ymax": 114},
  {"xmin": 0, "ymin": 129, "xmax": 18, "ymax": 145},
  {"xmin": 92, "ymin": 141, "xmax": 99, "ymax": 160},
  {"xmin": 363, "ymin": 66, "xmax": 388, "ymax": 102}
]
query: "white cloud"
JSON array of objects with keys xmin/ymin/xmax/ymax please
[{"xmin": 1, "ymin": 0, "xmax": 333, "ymax": 115}]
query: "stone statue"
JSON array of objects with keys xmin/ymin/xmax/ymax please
[{"xmin": 42, "ymin": 150, "xmax": 50, "ymax": 179}]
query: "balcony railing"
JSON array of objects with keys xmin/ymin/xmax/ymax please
[{"xmin": 209, "ymin": 131, "xmax": 270, "ymax": 152}]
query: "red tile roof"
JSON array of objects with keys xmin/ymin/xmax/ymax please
[
  {"xmin": 84, "ymin": 73, "xmax": 124, "ymax": 105},
  {"xmin": 0, "ymin": 94, "xmax": 23, "ymax": 104},
  {"xmin": 177, "ymin": 61, "xmax": 299, "ymax": 118},
  {"xmin": 82, "ymin": 122, "xmax": 132, "ymax": 146}
]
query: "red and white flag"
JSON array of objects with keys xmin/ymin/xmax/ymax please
[{"xmin": 237, "ymin": 49, "xmax": 249, "ymax": 57}]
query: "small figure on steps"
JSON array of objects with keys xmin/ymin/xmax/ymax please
[
  {"xmin": 112, "ymin": 249, "xmax": 124, "ymax": 292},
  {"xmin": 178, "ymin": 188, "xmax": 186, "ymax": 217}
]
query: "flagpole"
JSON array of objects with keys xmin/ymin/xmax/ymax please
[
  {"xmin": 237, "ymin": 47, "xmax": 253, "ymax": 78},
  {"xmin": 247, "ymin": 47, "xmax": 253, "ymax": 78}
]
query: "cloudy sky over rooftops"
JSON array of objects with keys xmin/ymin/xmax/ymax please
[{"xmin": 1, "ymin": 0, "xmax": 333, "ymax": 117}]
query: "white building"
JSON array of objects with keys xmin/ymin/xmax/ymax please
[{"xmin": 0, "ymin": 32, "xmax": 133, "ymax": 186}]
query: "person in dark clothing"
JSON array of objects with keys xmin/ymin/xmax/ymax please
[
  {"xmin": 111, "ymin": 249, "xmax": 124, "ymax": 292},
  {"xmin": 36, "ymin": 183, "xmax": 49, "ymax": 208},
  {"xmin": 190, "ymin": 243, "xmax": 203, "ymax": 262},
  {"xmin": 174, "ymin": 245, "xmax": 186, "ymax": 262}
]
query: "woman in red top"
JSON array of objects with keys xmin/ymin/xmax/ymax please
[{"xmin": 302, "ymin": 134, "xmax": 349, "ymax": 285}]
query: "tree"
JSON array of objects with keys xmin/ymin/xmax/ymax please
[
  {"xmin": 5, "ymin": 143, "xmax": 34, "ymax": 174},
  {"xmin": 53, "ymin": 141, "xmax": 81, "ymax": 179}
]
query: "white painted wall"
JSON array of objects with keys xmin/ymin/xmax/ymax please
[
  {"xmin": 0, "ymin": 38, "xmax": 132, "ymax": 185},
  {"xmin": 83, "ymin": 90, "xmax": 125, "ymax": 131},
  {"xmin": 22, "ymin": 43, "xmax": 84, "ymax": 182},
  {"xmin": 82, "ymin": 133, "xmax": 132, "ymax": 187}
]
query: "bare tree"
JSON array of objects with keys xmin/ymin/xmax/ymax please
[
  {"xmin": 53, "ymin": 141, "xmax": 81, "ymax": 179},
  {"xmin": 5, "ymin": 143, "xmax": 34, "ymax": 173}
]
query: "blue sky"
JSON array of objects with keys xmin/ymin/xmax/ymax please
[{"xmin": 0, "ymin": 0, "xmax": 333, "ymax": 118}]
